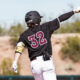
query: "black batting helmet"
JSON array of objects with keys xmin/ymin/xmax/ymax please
[{"xmin": 25, "ymin": 11, "xmax": 42, "ymax": 24}]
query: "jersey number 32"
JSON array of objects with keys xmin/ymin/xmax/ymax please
[{"xmin": 28, "ymin": 31, "xmax": 47, "ymax": 48}]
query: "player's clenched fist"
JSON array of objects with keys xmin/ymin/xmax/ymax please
[
  {"xmin": 11, "ymin": 61, "xmax": 18, "ymax": 73},
  {"xmin": 74, "ymin": 7, "xmax": 80, "ymax": 13}
]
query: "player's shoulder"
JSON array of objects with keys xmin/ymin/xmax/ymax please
[
  {"xmin": 40, "ymin": 21, "xmax": 51, "ymax": 28},
  {"xmin": 41, "ymin": 18, "xmax": 58, "ymax": 27},
  {"xmin": 40, "ymin": 19, "xmax": 53, "ymax": 27},
  {"xmin": 20, "ymin": 29, "xmax": 29, "ymax": 37},
  {"xmin": 41, "ymin": 22, "xmax": 49, "ymax": 26}
]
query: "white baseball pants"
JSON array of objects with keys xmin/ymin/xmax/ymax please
[{"xmin": 30, "ymin": 56, "xmax": 57, "ymax": 80}]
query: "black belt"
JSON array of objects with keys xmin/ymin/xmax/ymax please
[
  {"xmin": 31, "ymin": 56, "xmax": 50, "ymax": 61},
  {"xmin": 31, "ymin": 57, "xmax": 37, "ymax": 61}
]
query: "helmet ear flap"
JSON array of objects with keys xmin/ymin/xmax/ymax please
[
  {"xmin": 25, "ymin": 17, "xmax": 29, "ymax": 22},
  {"xmin": 25, "ymin": 14, "xmax": 30, "ymax": 22}
]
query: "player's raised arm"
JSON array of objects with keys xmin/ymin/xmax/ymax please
[
  {"xmin": 58, "ymin": 7, "xmax": 80, "ymax": 22},
  {"xmin": 12, "ymin": 42, "xmax": 25, "ymax": 73}
]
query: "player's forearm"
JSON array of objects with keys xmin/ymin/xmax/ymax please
[
  {"xmin": 12, "ymin": 42, "xmax": 24, "ymax": 72},
  {"xmin": 14, "ymin": 53, "xmax": 21, "ymax": 63},
  {"xmin": 58, "ymin": 7, "xmax": 80, "ymax": 22},
  {"xmin": 58, "ymin": 11, "xmax": 74, "ymax": 22}
]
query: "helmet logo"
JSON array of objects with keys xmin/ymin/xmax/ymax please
[{"xmin": 28, "ymin": 20, "xmax": 33, "ymax": 23}]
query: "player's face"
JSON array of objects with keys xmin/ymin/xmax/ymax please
[
  {"xmin": 27, "ymin": 23, "xmax": 33, "ymax": 27},
  {"xmin": 27, "ymin": 23, "xmax": 40, "ymax": 27}
]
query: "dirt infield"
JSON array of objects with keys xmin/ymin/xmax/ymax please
[{"xmin": 0, "ymin": 34, "xmax": 80, "ymax": 75}]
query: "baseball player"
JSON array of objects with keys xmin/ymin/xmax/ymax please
[{"xmin": 12, "ymin": 7, "xmax": 80, "ymax": 80}]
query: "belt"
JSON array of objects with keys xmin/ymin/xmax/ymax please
[
  {"xmin": 31, "ymin": 57, "xmax": 37, "ymax": 61},
  {"xmin": 31, "ymin": 56, "xmax": 50, "ymax": 61}
]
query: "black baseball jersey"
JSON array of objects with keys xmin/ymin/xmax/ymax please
[
  {"xmin": 18, "ymin": 18, "xmax": 59, "ymax": 60},
  {"xmin": 17, "ymin": 11, "xmax": 74, "ymax": 60}
]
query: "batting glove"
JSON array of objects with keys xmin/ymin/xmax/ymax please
[
  {"xmin": 73, "ymin": 7, "xmax": 80, "ymax": 13},
  {"xmin": 12, "ymin": 61, "xmax": 18, "ymax": 73}
]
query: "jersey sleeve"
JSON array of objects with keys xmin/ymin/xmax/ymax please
[
  {"xmin": 46, "ymin": 18, "xmax": 60, "ymax": 34},
  {"xmin": 58, "ymin": 11, "xmax": 74, "ymax": 22},
  {"xmin": 15, "ymin": 42, "xmax": 25, "ymax": 54},
  {"xmin": 15, "ymin": 34, "xmax": 27, "ymax": 54},
  {"xmin": 18, "ymin": 34, "xmax": 26, "ymax": 44}
]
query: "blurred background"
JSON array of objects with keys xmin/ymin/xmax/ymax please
[{"xmin": 0, "ymin": 0, "xmax": 80, "ymax": 80}]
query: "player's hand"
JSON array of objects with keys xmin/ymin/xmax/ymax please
[
  {"xmin": 73, "ymin": 7, "xmax": 80, "ymax": 13},
  {"xmin": 11, "ymin": 61, "xmax": 18, "ymax": 73}
]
